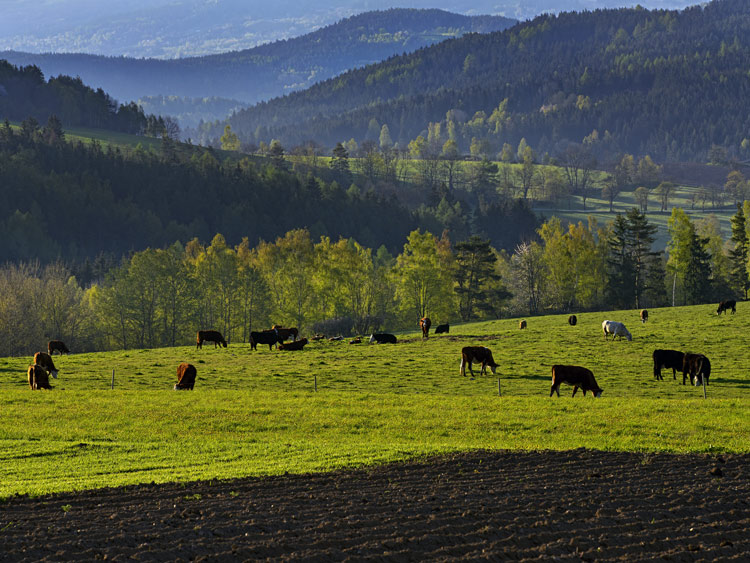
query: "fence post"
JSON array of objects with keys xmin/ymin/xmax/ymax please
[
  {"xmin": 111, "ymin": 369, "xmax": 115, "ymax": 390},
  {"xmin": 314, "ymin": 374, "xmax": 317, "ymax": 392},
  {"xmin": 702, "ymin": 375, "xmax": 707, "ymax": 399},
  {"xmin": 498, "ymin": 377, "xmax": 501, "ymax": 397}
]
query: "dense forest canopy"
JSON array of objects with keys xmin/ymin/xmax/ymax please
[{"xmin": 206, "ymin": 0, "xmax": 750, "ymax": 162}]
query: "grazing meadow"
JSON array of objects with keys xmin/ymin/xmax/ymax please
[{"xmin": 1, "ymin": 304, "xmax": 748, "ymax": 498}]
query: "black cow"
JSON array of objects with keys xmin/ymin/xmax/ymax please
[
  {"xmin": 683, "ymin": 353, "xmax": 711, "ymax": 386},
  {"xmin": 652, "ymin": 349, "xmax": 685, "ymax": 381},
  {"xmin": 550, "ymin": 365, "xmax": 603, "ymax": 398},
  {"xmin": 434, "ymin": 323, "xmax": 449, "ymax": 334},
  {"xmin": 250, "ymin": 330, "xmax": 279, "ymax": 351},
  {"xmin": 717, "ymin": 300, "xmax": 736, "ymax": 315},
  {"xmin": 568, "ymin": 315, "xmax": 577, "ymax": 326},
  {"xmin": 369, "ymin": 333, "xmax": 397, "ymax": 344}
]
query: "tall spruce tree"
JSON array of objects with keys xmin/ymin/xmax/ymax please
[
  {"xmin": 684, "ymin": 231, "xmax": 712, "ymax": 304},
  {"xmin": 453, "ymin": 236, "xmax": 507, "ymax": 321},
  {"xmin": 729, "ymin": 203, "xmax": 749, "ymax": 298}
]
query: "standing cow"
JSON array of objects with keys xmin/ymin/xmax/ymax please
[
  {"xmin": 420, "ymin": 317, "xmax": 431, "ymax": 339},
  {"xmin": 28, "ymin": 364, "xmax": 52, "ymax": 390},
  {"xmin": 550, "ymin": 365, "xmax": 603, "ymax": 398},
  {"xmin": 250, "ymin": 330, "xmax": 279, "ymax": 351},
  {"xmin": 48, "ymin": 340, "xmax": 70, "ymax": 355},
  {"xmin": 459, "ymin": 346, "xmax": 498, "ymax": 377},
  {"xmin": 652, "ymin": 349, "xmax": 685, "ymax": 381},
  {"xmin": 716, "ymin": 300, "xmax": 736, "ymax": 315},
  {"xmin": 640, "ymin": 309, "xmax": 648, "ymax": 323},
  {"xmin": 196, "ymin": 330, "xmax": 227, "ymax": 349},
  {"xmin": 602, "ymin": 320, "xmax": 632, "ymax": 341},
  {"xmin": 33, "ymin": 352, "xmax": 59, "ymax": 379},
  {"xmin": 568, "ymin": 315, "xmax": 577, "ymax": 326},
  {"xmin": 519, "ymin": 320, "xmax": 527, "ymax": 329},
  {"xmin": 682, "ymin": 353, "xmax": 711, "ymax": 386},
  {"xmin": 174, "ymin": 363, "xmax": 197, "ymax": 390}
]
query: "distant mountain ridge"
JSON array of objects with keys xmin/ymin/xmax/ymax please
[
  {"xmin": 1, "ymin": 9, "xmax": 516, "ymax": 126},
  {"xmin": 208, "ymin": 0, "xmax": 750, "ymax": 162}
]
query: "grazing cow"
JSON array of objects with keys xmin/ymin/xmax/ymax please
[
  {"xmin": 519, "ymin": 320, "xmax": 527, "ymax": 329},
  {"xmin": 250, "ymin": 330, "xmax": 279, "ymax": 351},
  {"xmin": 47, "ymin": 340, "xmax": 69, "ymax": 355},
  {"xmin": 568, "ymin": 315, "xmax": 577, "ymax": 326},
  {"xmin": 716, "ymin": 300, "xmax": 736, "ymax": 315},
  {"xmin": 682, "ymin": 353, "xmax": 711, "ymax": 386},
  {"xmin": 420, "ymin": 317, "xmax": 431, "ymax": 339},
  {"xmin": 640, "ymin": 309, "xmax": 648, "ymax": 323},
  {"xmin": 174, "ymin": 363, "xmax": 197, "ymax": 390},
  {"xmin": 550, "ymin": 365, "xmax": 603, "ymax": 398},
  {"xmin": 27, "ymin": 364, "xmax": 52, "ymax": 390},
  {"xmin": 602, "ymin": 320, "xmax": 632, "ymax": 341},
  {"xmin": 33, "ymin": 352, "xmax": 58, "ymax": 379},
  {"xmin": 434, "ymin": 323, "xmax": 449, "ymax": 334},
  {"xmin": 652, "ymin": 349, "xmax": 685, "ymax": 381},
  {"xmin": 279, "ymin": 338, "xmax": 309, "ymax": 351},
  {"xmin": 196, "ymin": 330, "xmax": 227, "ymax": 349},
  {"xmin": 459, "ymin": 346, "xmax": 498, "ymax": 377},
  {"xmin": 271, "ymin": 325, "xmax": 299, "ymax": 342},
  {"xmin": 369, "ymin": 333, "xmax": 397, "ymax": 344}
]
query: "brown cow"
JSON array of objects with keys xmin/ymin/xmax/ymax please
[
  {"xmin": 682, "ymin": 353, "xmax": 711, "ymax": 386},
  {"xmin": 420, "ymin": 317, "xmax": 431, "ymax": 339},
  {"xmin": 568, "ymin": 315, "xmax": 577, "ymax": 326},
  {"xmin": 460, "ymin": 346, "xmax": 498, "ymax": 377},
  {"xmin": 28, "ymin": 364, "xmax": 52, "ymax": 390},
  {"xmin": 47, "ymin": 340, "xmax": 69, "ymax": 355},
  {"xmin": 640, "ymin": 309, "xmax": 648, "ymax": 323},
  {"xmin": 196, "ymin": 330, "xmax": 227, "ymax": 349},
  {"xmin": 279, "ymin": 338, "xmax": 309, "ymax": 351},
  {"xmin": 174, "ymin": 363, "xmax": 197, "ymax": 390},
  {"xmin": 271, "ymin": 325, "xmax": 299, "ymax": 342},
  {"xmin": 519, "ymin": 320, "xmax": 527, "ymax": 329},
  {"xmin": 33, "ymin": 352, "xmax": 58, "ymax": 379},
  {"xmin": 550, "ymin": 365, "xmax": 603, "ymax": 398}
]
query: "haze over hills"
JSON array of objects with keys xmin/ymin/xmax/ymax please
[
  {"xmin": 1, "ymin": 1, "xmax": 700, "ymax": 59},
  {"xmin": 204, "ymin": 0, "xmax": 749, "ymax": 163},
  {"xmin": 1, "ymin": 9, "xmax": 516, "ymax": 128}
]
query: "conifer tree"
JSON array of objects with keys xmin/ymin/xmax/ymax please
[{"xmin": 729, "ymin": 203, "xmax": 749, "ymax": 298}]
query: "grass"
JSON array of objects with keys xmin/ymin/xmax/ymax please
[{"xmin": 1, "ymin": 303, "xmax": 748, "ymax": 498}]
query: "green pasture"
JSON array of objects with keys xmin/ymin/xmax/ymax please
[{"xmin": 1, "ymin": 304, "xmax": 748, "ymax": 498}]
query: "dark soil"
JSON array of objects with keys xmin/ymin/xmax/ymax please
[{"xmin": 1, "ymin": 449, "xmax": 748, "ymax": 562}]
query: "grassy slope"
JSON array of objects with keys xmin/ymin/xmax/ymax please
[{"xmin": 1, "ymin": 304, "xmax": 748, "ymax": 498}]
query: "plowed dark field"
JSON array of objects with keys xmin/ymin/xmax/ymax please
[{"xmin": 1, "ymin": 449, "xmax": 748, "ymax": 561}]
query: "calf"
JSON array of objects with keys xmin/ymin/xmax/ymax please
[
  {"xmin": 279, "ymin": 338, "xmax": 309, "ymax": 351},
  {"xmin": 568, "ymin": 315, "xmax": 577, "ymax": 326},
  {"xmin": 174, "ymin": 363, "xmax": 197, "ymax": 390},
  {"xmin": 602, "ymin": 320, "xmax": 632, "ymax": 341},
  {"xmin": 640, "ymin": 309, "xmax": 648, "ymax": 323},
  {"xmin": 434, "ymin": 323, "xmax": 449, "ymax": 334},
  {"xmin": 196, "ymin": 330, "xmax": 227, "ymax": 349},
  {"xmin": 420, "ymin": 317, "xmax": 431, "ymax": 339},
  {"xmin": 652, "ymin": 349, "xmax": 684, "ymax": 381},
  {"xmin": 250, "ymin": 330, "xmax": 278, "ymax": 351},
  {"xmin": 28, "ymin": 364, "xmax": 52, "ymax": 390},
  {"xmin": 459, "ymin": 346, "xmax": 498, "ymax": 377},
  {"xmin": 550, "ymin": 365, "xmax": 603, "ymax": 398},
  {"xmin": 48, "ymin": 340, "xmax": 69, "ymax": 355},
  {"xmin": 682, "ymin": 353, "xmax": 711, "ymax": 386},
  {"xmin": 369, "ymin": 333, "xmax": 397, "ymax": 344},
  {"xmin": 33, "ymin": 352, "xmax": 59, "ymax": 379},
  {"xmin": 716, "ymin": 300, "xmax": 736, "ymax": 315}
]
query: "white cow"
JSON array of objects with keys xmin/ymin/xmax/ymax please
[{"xmin": 602, "ymin": 320, "xmax": 632, "ymax": 341}]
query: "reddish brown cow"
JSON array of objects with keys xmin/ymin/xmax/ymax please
[
  {"xmin": 271, "ymin": 325, "xmax": 299, "ymax": 342},
  {"xmin": 640, "ymin": 309, "xmax": 649, "ymax": 323},
  {"xmin": 420, "ymin": 317, "xmax": 431, "ymax": 339},
  {"xmin": 682, "ymin": 353, "xmax": 711, "ymax": 386},
  {"xmin": 28, "ymin": 364, "xmax": 52, "ymax": 390},
  {"xmin": 279, "ymin": 338, "xmax": 309, "ymax": 351},
  {"xmin": 33, "ymin": 352, "xmax": 59, "ymax": 379},
  {"xmin": 460, "ymin": 346, "xmax": 498, "ymax": 377},
  {"xmin": 174, "ymin": 363, "xmax": 197, "ymax": 390},
  {"xmin": 196, "ymin": 330, "xmax": 227, "ymax": 349},
  {"xmin": 550, "ymin": 365, "xmax": 603, "ymax": 398},
  {"xmin": 47, "ymin": 340, "xmax": 69, "ymax": 355},
  {"xmin": 519, "ymin": 320, "xmax": 527, "ymax": 329}
]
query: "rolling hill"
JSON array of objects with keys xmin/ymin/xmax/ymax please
[{"xmin": 207, "ymin": 0, "xmax": 749, "ymax": 162}]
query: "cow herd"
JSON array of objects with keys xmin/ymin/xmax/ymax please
[{"xmin": 24, "ymin": 300, "xmax": 734, "ymax": 394}]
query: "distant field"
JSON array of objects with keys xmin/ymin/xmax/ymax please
[{"xmin": 1, "ymin": 304, "xmax": 748, "ymax": 498}]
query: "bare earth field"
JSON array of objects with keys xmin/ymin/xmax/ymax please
[{"xmin": 1, "ymin": 449, "xmax": 748, "ymax": 562}]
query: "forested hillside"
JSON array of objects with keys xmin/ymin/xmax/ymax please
[
  {"xmin": 0, "ymin": 121, "xmax": 537, "ymax": 263},
  {"xmin": 210, "ymin": 0, "xmax": 750, "ymax": 162},
  {"xmin": 0, "ymin": 61, "xmax": 154, "ymax": 134},
  {"xmin": 0, "ymin": 9, "xmax": 515, "ymax": 123}
]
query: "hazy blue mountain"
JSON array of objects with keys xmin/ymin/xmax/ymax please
[
  {"xmin": 1, "ymin": 1, "xmax": 699, "ymax": 58},
  {"xmin": 1, "ymin": 9, "xmax": 515, "ymax": 125}
]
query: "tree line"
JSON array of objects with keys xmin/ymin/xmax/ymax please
[{"xmin": 5, "ymin": 201, "xmax": 750, "ymax": 357}]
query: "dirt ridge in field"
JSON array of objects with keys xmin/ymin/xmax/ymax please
[{"xmin": 1, "ymin": 449, "xmax": 748, "ymax": 562}]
